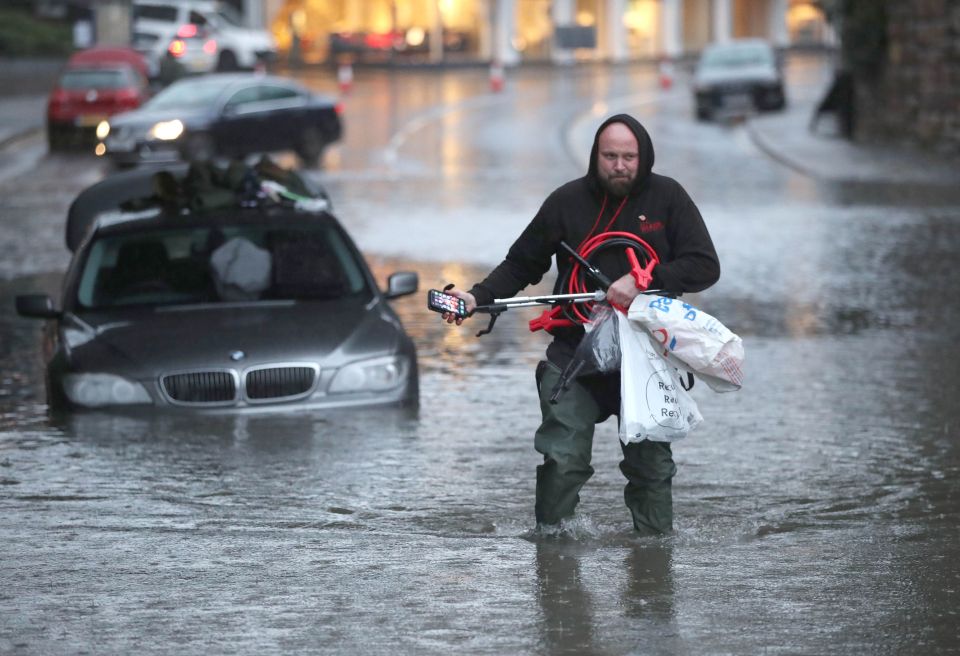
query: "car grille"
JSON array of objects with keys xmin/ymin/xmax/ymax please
[
  {"xmin": 160, "ymin": 365, "xmax": 319, "ymax": 406},
  {"xmin": 162, "ymin": 370, "xmax": 237, "ymax": 404},
  {"xmin": 245, "ymin": 366, "xmax": 317, "ymax": 401}
]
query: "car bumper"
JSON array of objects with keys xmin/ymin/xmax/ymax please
[
  {"xmin": 696, "ymin": 83, "xmax": 785, "ymax": 115},
  {"xmin": 100, "ymin": 136, "xmax": 182, "ymax": 166}
]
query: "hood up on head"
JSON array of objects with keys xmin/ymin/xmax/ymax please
[{"xmin": 586, "ymin": 113, "xmax": 656, "ymax": 196}]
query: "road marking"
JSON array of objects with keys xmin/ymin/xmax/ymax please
[{"xmin": 382, "ymin": 94, "xmax": 513, "ymax": 167}]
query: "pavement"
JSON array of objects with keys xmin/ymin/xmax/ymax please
[
  {"xmin": 2, "ymin": 57, "xmax": 958, "ymax": 186},
  {"xmin": 746, "ymin": 90, "xmax": 960, "ymax": 187}
]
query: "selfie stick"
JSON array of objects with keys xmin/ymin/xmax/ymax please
[{"xmin": 471, "ymin": 290, "xmax": 605, "ymax": 337}]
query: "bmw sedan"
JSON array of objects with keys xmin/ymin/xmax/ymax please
[
  {"xmin": 692, "ymin": 38, "xmax": 786, "ymax": 121},
  {"xmin": 16, "ymin": 165, "xmax": 418, "ymax": 414},
  {"xmin": 97, "ymin": 73, "xmax": 342, "ymax": 167}
]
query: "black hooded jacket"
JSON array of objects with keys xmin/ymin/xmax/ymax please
[{"xmin": 468, "ymin": 114, "xmax": 720, "ymax": 366}]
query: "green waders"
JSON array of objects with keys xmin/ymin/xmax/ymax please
[{"xmin": 534, "ymin": 361, "xmax": 677, "ymax": 535}]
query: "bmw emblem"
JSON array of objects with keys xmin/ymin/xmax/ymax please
[{"xmin": 230, "ymin": 351, "xmax": 245, "ymax": 361}]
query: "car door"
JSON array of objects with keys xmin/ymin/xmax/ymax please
[
  {"xmin": 216, "ymin": 85, "xmax": 266, "ymax": 155},
  {"xmin": 255, "ymin": 85, "xmax": 311, "ymax": 150}
]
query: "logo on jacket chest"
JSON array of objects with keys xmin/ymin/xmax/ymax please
[{"xmin": 637, "ymin": 214, "xmax": 664, "ymax": 234}]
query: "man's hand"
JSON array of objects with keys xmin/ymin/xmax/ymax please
[
  {"xmin": 441, "ymin": 288, "xmax": 477, "ymax": 325},
  {"xmin": 605, "ymin": 273, "xmax": 644, "ymax": 311}
]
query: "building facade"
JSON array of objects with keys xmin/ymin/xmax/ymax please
[{"xmin": 251, "ymin": 0, "xmax": 832, "ymax": 65}]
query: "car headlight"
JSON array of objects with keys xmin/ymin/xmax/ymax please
[
  {"xmin": 96, "ymin": 120, "xmax": 110, "ymax": 140},
  {"xmin": 328, "ymin": 355, "xmax": 409, "ymax": 394},
  {"xmin": 62, "ymin": 373, "xmax": 152, "ymax": 407},
  {"xmin": 148, "ymin": 119, "xmax": 184, "ymax": 141}
]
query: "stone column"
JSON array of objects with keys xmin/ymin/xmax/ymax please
[
  {"xmin": 492, "ymin": 0, "xmax": 519, "ymax": 65},
  {"xmin": 768, "ymin": 0, "xmax": 789, "ymax": 47},
  {"xmin": 430, "ymin": 0, "xmax": 443, "ymax": 62},
  {"xmin": 606, "ymin": 0, "xmax": 628, "ymax": 63},
  {"xmin": 712, "ymin": 0, "xmax": 732, "ymax": 43},
  {"xmin": 243, "ymin": 0, "xmax": 264, "ymax": 27},
  {"xmin": 551, "ymin": 0, "xmax": 575, "ymax": 64},
  {"xmin": 95, "ymin": 0, "xmax": 130, "ymax": 45},
  {"xmin": 660, "ymin": 0, "xmax": 682, "ymax": 58}
]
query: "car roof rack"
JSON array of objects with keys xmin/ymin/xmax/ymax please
[{"xmin": 65, "ymin": 157, "xmax": 331, "ymax": 252}]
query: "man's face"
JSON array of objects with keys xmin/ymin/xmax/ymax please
[{"xmin": 596, "ymin": 123, "xmax": 640, "ymax": 197}]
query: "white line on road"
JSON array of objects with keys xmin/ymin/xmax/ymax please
[{"xmin": 382, "ymin": 93, "xmax": 514, "ymax": 167}]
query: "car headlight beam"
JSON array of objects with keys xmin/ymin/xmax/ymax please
[
  {"xmin": 328, "ymin": 356, "xmax": 409, "ymax": 394},
  {"xmin": 96, "ymin": 120, "xmax": 110, "ymax": 140},
  {"xmin": 149, "ymin": 119, "xmax": 184, "ymax": 141},
  {"xmin": 62, "ymin": 373, "xmax": 152, "ymax": 408}
]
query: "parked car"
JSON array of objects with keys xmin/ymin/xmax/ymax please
[
  {"xmin": 46, "ymin": 47, "xmax": 151, "ymax": 150},
  {"xmin": 132, "ymin": 0, "xmax": 277, "ymax": 77},
  {"xmin": 692, "ymin": 38, "xmax": 786, "ymax": 121},
  {"xmin": 97, "ymin": 73, "xmax": 343, "ymax": 167},
  {"xmin": 15, "ymin": 162, "xmax": 419, "ymax": 414}
]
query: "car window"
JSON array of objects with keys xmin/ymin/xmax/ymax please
[
  {"xmin": 133, "ymin": 4, "xmax": 177, "ymax": 22},
  {"xmin": 215, "ymin": 6, "xmax": 243, "ymax": 26},
  {"xmin": 76, "ymin": 224, "xmax": 368, "ymax": 309},
  {"xmin": 701, "ymin": 44, "xmax": 774, "ymax": 69},
  {"xmin": 145, "ymin": 78, "xmax": 233, "ymax": 110},
  {"xmin": 187, "ymin": 11, "xmax": 208, "ymax": 27},
  {"xmin": 259, "ymin": 86, "xmax": 302, "ymax": 102},
  {"xmin": 60, "ymin": 69, "xmax": 130, "ymax": 90},
  {"xmin": 225, "ymin": 87, "xmax": 262, "ymax": 108}
]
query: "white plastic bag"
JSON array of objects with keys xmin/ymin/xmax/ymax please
[
  {"xmin": 210, "ymin": 236, "xmax": 272, "ymax": 301},
  {"xmin": 616, "ymin": 311, "xmax": 703, "ymax": 443},
  {"xmin": 627, "ymin": 295, "xmax": 744, "ymax": 392}
]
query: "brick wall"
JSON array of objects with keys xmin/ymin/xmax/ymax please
[{"xmin": 856, "ymin": 0, "xmax": 960, "ymax": 156}]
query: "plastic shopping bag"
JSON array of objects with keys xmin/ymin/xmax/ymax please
[
  {"xmin": 547, "ymin": 304, "xmax": 620, "ymax": 404},
  {"xmin": 576, "ymin": 304, "xmax": 621, "ymax": 375},
  {"xmin": 616, "ymin": 311, "xmax": 703, "ymax": 443},
  {"xmin": 628, "ymin": 295, "xmax": 744, "ymax": 392}
]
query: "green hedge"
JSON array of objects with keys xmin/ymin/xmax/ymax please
[{"xmin": 0, "ymin": 9, "xmax": 73, "ymax": 56}]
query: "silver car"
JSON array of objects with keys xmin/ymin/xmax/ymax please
[
  {"xmin": 16, "ymin": 165, "xmax": 419, "ymax": 414},
  {"xmin": 692, "ymin": 38, "xmax": 786, "ymax": 121}
]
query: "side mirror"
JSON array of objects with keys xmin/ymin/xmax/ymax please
[
  {"xmin": 15, "ymin": 294, "xmax": 60, "ymax": 319},
  {"xmin": 384, "ymin": 271, "xmax": 418, "ymax": 299}
]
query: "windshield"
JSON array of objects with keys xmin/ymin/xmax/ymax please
[
  {"xmin": 75, "ymin": 223, "xmax": 368, "ymax": 309},
  {"xmin": 145, "ymin": 78, "xmax": 233, "ymax": 110},
  {"xmin": 216, "ymin": 6, "xmax": 243, "ymax": 26},
  {"xmin": 700, "ymin": 44, "xmax": 774, "ymax": 69},
  {"xmin": 60, "ymin": 69, "xmax": 133, "ymax": 90}
]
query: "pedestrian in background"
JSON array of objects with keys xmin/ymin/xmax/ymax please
[{"xmin": 440, "ymin": 114, "xmax": 720, "ymax": 535}]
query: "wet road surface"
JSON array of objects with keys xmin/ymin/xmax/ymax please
[{"xmin": 1, "ymin": 55, "xmax": 959, "ymax": 654}]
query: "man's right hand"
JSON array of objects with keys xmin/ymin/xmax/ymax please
[{"xmin": 441, "ymin": 288, "xmax": 477, "ymax": 325}]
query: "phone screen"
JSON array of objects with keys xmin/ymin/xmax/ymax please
[{"xmin": 428, "ymin": 289, "xmax": 467, "ymax": 316}]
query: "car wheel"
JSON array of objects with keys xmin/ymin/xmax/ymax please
[
  {"xmin": 47, "ymin": 124, "xmax": 64, "ymax": 151},
  {"xmin": 183, "ymin": 132, "xmax": 215, "ymax": 161},
  {"xmin": 297, "ymin": 127, "xmax": 325, "ymax": 168},
  {"xmin": 217, "ymin": 50, "xmax": 239, "ymax": 72}
]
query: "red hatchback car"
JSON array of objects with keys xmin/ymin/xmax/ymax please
[{"xmin": 47, "ymin": 47, "xmax": 151, "ymax": 151}]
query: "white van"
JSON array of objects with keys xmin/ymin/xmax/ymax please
[{"xmin": 132, "ymin": 0, "xmax": 277, "ymax": 77}]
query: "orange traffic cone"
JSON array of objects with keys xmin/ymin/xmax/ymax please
[
  {"xmin": 658, "ymin": 58, "xmax": 674, "ymax": 90},
  {"xmin": 489, "ymin": 61, "xmax": 505, "ymax": 93},
  {"xmin": 337, "ymin": 62, "xmax": 354, "ymax": 95}
]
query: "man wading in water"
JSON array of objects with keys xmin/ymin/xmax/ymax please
[{"xmin": 440, "ymin": 114, "xmax": 720, "ymax": 535}]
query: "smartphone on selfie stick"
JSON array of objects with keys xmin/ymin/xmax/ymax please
[{"xmin": 427, "ymin": 287, "xmax": 468, "ymax": 318}]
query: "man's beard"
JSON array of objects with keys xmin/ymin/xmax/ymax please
[{"xmin": 600, "ymin": 174, "xmax": 633, "ymax": 197}]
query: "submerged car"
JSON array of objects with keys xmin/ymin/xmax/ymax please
[
  {"xmin": 97, "ymin": 73, "xmax": 342, "ymax": 167},
  {"xmin": 692, "ymin": 38, "xmax": 786, "ymax": 120},
  {"xmin": 46, "ymin": 47, "xmax": 151, "ymax": 150},
  {"xmin": 16, "ymin": 163, "xmax": 419, "ymax": 413}
]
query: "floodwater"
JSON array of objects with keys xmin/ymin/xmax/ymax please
[{"xmin": 2, "ymin": 58, "xmax": 960, "ymax": 654}]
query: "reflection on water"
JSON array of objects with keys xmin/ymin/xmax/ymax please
[{"xmin": 2, "ymin": 234, "xmax": 960, "ymax": 652}]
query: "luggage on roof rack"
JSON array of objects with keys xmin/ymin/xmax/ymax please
[{"xmin": 65, "ymin": 158, "xmax": 331, "ymax": 252}]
